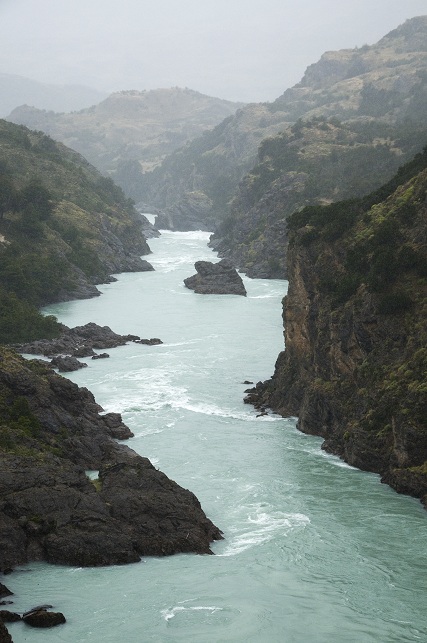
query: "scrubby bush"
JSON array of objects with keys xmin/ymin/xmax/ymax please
[{"xmin": 378, "ymin": 291, "xmax": 413, "ymax": 315}]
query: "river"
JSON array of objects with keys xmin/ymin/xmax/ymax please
[{"xmin": 8, "ymin": 229, "xmax": 427, "ymax": 642}]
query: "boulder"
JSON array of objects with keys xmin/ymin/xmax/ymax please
[
  {"xmin": 184, "ymin": 259, "xmax": 247, "ymax": 296},
  {"xmin": 23, "ymin": 608, "xmax": 66, "ymax": 628},
  {"xmin": 50, "ymin": 356, "xmax": 87, "ymax": 372},
  {"xmin": 0, "ymin": 611, "xmax": 20, "ymax": 623},
  {"xmin": 0, "ymin": 619, "xmax": 12, "ymax": 643}
]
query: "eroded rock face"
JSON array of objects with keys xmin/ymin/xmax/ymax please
[
  {"xmin": 156, "ymin": 191, "xmax": 215, "ymax": 231},
  {"xmin": 247, "ymin": 166, "xmax": 427, "ymax": 508},
  {"xmin": 0, "ymin": 348, "xmax": 222, "ymax": 570},
  {"xmin": 184, "ymin": 259, "xmax": 247, "ymax": 296}
]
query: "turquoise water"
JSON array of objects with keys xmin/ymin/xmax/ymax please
[{"xmin": 8, "ymin": 230, "xmax": 427, "ymax": 642}]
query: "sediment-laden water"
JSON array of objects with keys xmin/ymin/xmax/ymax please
[{"xmin": 8, "ymin": 230, "xmax": 427, "ymax": 642}]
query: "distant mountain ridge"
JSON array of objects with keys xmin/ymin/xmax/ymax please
[
  {"xmin": 272, "ymin": 14, "xmax": 427, "ymax": 121},
  {"xmin": 139, "ymin": 15, "xmax": 427, "ymax": 242},
  {"xmin": 0, "ymin": 73, "xmax": 107, "ymax": 117},
  {"xmin": 7, "ymin": 87, "xmax": 244, "ymax": 200}
]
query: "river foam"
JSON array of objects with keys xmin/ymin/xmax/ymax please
[{"xmin": 26, "ymin": 226, "xmax": 427, "ymax": 643}]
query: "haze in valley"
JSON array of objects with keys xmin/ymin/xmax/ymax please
[{"xmin": 0, "ymin": 0, "xmax": 426, "ymax": 104}]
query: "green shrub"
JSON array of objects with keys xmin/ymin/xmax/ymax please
[
  {"xmin": 0, "ymin": 288, "xmax": 61, "ymax": 343},
  {"xmin": 378, "ymin": 291, "xmax": 413, "ymax": 315}
]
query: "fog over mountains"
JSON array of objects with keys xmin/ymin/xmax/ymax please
[{"xmin": 0, "ymin": 73, "xmax": 108, "ymax": 117}]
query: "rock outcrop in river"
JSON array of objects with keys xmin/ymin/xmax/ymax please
[
  {"xmin": 246, "ymin": 150, "xmax": 427, "ymax": 507},
  {"xmin": 13, "ymin": 322, "xmax": 142, "ymax": 357},
  {"xmin": 0, "ymin": 346, "xmax": 223, "ymax": 571},
  {"xmin": 184, "ymin": 259, "xmax": 247, "ymax": 295}
]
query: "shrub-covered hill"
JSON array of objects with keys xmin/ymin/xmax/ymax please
[
  {"xmin": 210, "ymin": 118, "xmax": 427, "ymax": 277},
  {"xmin": 246, "ymin": 149, "xmax": 427, "ymax": 506},
  {"xmin": 139, "ymin": 16, "xmax": 427, "ymax": 235},
  {"xmin": 8, "ymin": 87, "xmax": 244, "ymax": 200},
  {"xmin": 0, "ymin": 119, "xmax": 154, "ymax": 343}
]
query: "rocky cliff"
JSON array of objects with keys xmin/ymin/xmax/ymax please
[
  {"xmin": 139, "ymin": 17, "xmax": 427, "ymax": 251},
  {"xmin": 210, "ymin": 117, "xmax": 427, "ymax": 277},
  {"xmin": 0, "ymin": 346, "xmax": 222, "ymax": 571},
  {"xmin": 246, "ymin": 150, "xmax": 427, "ymax": 506}
]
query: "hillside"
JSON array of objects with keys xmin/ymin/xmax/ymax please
[
  {"xmin": 246, "ymin": 149, "xmax": 427, "ymax": 506},
  {"xmin": 210, "ymin": 117, "xmax": 427, "ymax": 277},
  {"xmin": 140, "ymin": 16, "xmax": 427, "ymax": 242},
  {"xmin": 272, "ymin": 15, "xmax": 427, "ymax": 121},
  {"xmin": 0, "ymin": 119, "xmax": 155, "ymax": 343},
  {"xmin": 7, "ymin": 88, "xmax": 243, "ymax": 200}
]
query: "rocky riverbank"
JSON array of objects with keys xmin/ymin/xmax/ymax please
[
  {"xmin": 12, "ymin": 321, "xmax": 158, "ymax": 358},
  {"xmin": 0, "ymin": 343, "xmax": 223, "ymax": 602},
  {"xmin": 246, "ymin": 161, "xmax": 427, "ymax": 508}
]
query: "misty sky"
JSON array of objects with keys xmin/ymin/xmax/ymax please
[{"xmin": 0, "ymin": 0, "xmax": 426, "ymax": 103}]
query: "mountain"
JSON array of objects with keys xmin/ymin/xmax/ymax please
[
  {"xmin": 143, "ymin": 103, "xmax": 291, "ymax": 229},
  {"xmin": 139, "ymin": 16, "xmax": 427, "ymax": 246},
  {"xmin": 246, "ymin": 148, "xmax": 427, "ymax": 507},
  {"xmin": 7, "ymin": 88, "xmax": 244, "ymax": 200},
  {"xmin": 0, "ymin": 119, "xmax": 155, "ymax": 344},
  {"xmin": 0, "ymin": 73, "xmax": 107, "ymax": 117},
  {"xmin": 272, "ymin": 15, "xmax": 427, "ymax": 121},
  {"xmin": 209, "ymin": 117, "xmax": 427, "ymax": 277}
]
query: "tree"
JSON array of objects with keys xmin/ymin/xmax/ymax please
[
  {"xmin": 0, "ymin": 174, "xmax": 16, "ymax": 219},
  {"xmin": 18, "ymin": 179, "xmax": 53, "ymax": 221}
]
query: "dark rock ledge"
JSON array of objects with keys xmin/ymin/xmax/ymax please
[
  {"xmin": 0, "ymin": 346, "xmax": 223, "ymax": 574},
  {"xmin": 184, "ymin": 259, "xmax": 247, "ymax": 296},
  {"xmin": 12, "ymin": 322, "xmax": 163, "ymax": 361}
]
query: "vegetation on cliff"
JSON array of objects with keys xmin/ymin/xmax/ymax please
[
  {"xmin": 137, "ymin": 17, "xmax": 427, "ymax": 275},
  {"xmin": 0, "ymin": 119, "xmax": 153, "ymax": 343},
  {"xmin": 248, "ymin": 149, "xmax": 427, "ymax": 506},
  {"xmin": 0, "ymin": 121, "xmax": 222, "ymax": 576},
  {"xmin": 211, "ymin": 117, "xmax": 427, "ymax": 277}
]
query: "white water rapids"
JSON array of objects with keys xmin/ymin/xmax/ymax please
[{"xmin": 8, "ymin": 229, "xmax": 427, "ymax": 642}]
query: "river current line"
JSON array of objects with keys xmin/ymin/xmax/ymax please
[{"xmin": 8, "ymin": 229, "xmax": 427, "ymax": 643}]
